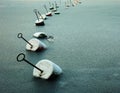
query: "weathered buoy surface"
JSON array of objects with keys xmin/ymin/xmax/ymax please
[
  {"xmin": 46, "ymin": 12, "xmax": 52, "ymax": 16},
  {"xmin": 35, "ymin": 19, "xmax": 45, "ymax": 26},
  {"xmin": 33, "ymin": 32, "xmax": 47, "ymax": 38},
  {"xmin": 33, "ymin": 59, "xmax": 62, "ymax": 79},
  {"xmin": 26, "ymin": 38, "xmax": 47, "ymax": 51}
]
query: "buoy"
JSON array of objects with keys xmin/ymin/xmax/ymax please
[
  {"xmin": 26, "ymin": 38, "xmax": 47, "ymax": 51},
  {"xmin": 17, "ymin": 53, "xmax": 62, "ymax": 80},
  {"xmin": 35, "ymin": 19, "xmax": 45, "ymax": 26},
  {"xmin": 17, "ymin": 33, "xmax": 46, "ymax": 51},
  {"xmin": 33, "ymin": 59, "xmax": 62, "ymax": 79},
  {"xmin": 52, "ymin": 8, "xmax": 57, "ymax": 12},
  {"xmin": 33, "ymin": 32, "xmax": 47, "ymax": 38},
  {"xmin": 53, "ymin": 2, "xmax": 60, "ymax": 14},
  {"xmin": 65, "ymin": 2, "xmax": 69, "ymax": 8},
  {"xmin": 54, "ymin": 1, "xmax": 59, "ymax": 12},
  {"xmin": 46, "ymin": 12, "xmax": 52, "ymax": 16},
  {"xmin": 44, "ymin": 5, "xmax": 52, "ymax": 16},
  {"xmin": 49, "ymin": 2, "xmax": 54, "ymax": 10},
  {"xmin": 54, "ymin": 11, "xmax": 60, "ymax": 14},
  {"xmin": 33, "ymin": 9, "xmax": 45, "ymax": 26},
  {"xmin": 33, "ymin": 32, "xmax": 54, "ymax": 42},
  {"xmin": 55, "ymin": 1, "xmax": 59, "ymax": 8},
  {"xmin": 65, "ymin": 0, "xmax": 70, "ymax": 8}
]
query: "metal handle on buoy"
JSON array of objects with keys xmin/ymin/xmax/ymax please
[
  {"xmin": 33, "ymin": 9, "xmax": 39, "ymax": 21},
  {"xmin": 16, "ymin": 53, "xmax": 43, "ymax": 73},
  {"xmin": 44, "ymin": 4, "xmax": 48, "ymax": 13},
  {"xmin": 17, "ymin": 53, "xmax": 25, "ymax": 62},
  {"xmin": 17, "ymin": 33, "xmax": 23, "ymax": 38},
  {"xmin": 17, "ymin": 33, "xmax": 33, "ymax": 48},
  {"xmin": 37, "ymin": 11, "xmax": 44, "ymax": 19}
]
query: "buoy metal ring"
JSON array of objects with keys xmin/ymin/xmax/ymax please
[
  {"xmin": 17, "ymin": 53, "xmax": 25, "ymax": 62},
  {"xmin": 17, "ymin": 33, "xmax": 23, "ymax": 38}
]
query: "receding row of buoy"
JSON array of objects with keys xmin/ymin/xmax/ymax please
[
  {"xmin": 17, "ymin": 2, "xmax": 61, "ymax": 79},
  {"xmin": 16, "ymin": 0, "xmax": 82, "ymax": 80},
  {"xmin": 34, "ymin": 0, "xmax": 81, "ymax": 26},
  {"xmin": 34, "ymin": 2, "xmax": 60, "ymax": 26},
  {"xmin": 65, "ymin": 0, "xmax": 81, "ymax": 8}
]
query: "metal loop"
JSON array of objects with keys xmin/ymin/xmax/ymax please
[
  {"xmin": 16, "ymin": 53, "xmax": 25, "ymax": 62},
  {"xmin": 17, "ymin": 33, "xmax": 23, "ymax": 38}
]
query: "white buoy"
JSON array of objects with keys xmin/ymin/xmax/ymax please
[
  {"xmin": 26, "ymin": 38, "xmax": 47, "ymax": 51},
  {"xmin": 65, "ymin": 2, "xmax": 69, "ymax": 8},
  {"xmin": 55, "ymin": 1, "xmax": 59, "ymax": 8},
  {"xmin": 46, "ymin": 12, "xmax": 52, "ymax": 16},
  {"xmin": 52, "ymin": 2, "xmax": 60, "ymax": 14},
  {"xmin": 54, "ymin": 11, "xmax": 60, "ymax": 14},
  {"xmin": 65, "ymin": 0, "xmax": 70, "ymax": 8},
  {"xmin": 49, "ymin": 6, "xmax": 54, "ymax": 10},
  {"xmin": 33, "ymin": 32, "xmax": 47, "ymax": 38},
  {"xmin": 33, "ymin": 59, "xmax": 62, "ymax": 79},
  {"xmin": 17, "ymin": 54, "xmax": 62, "ymax": 80},
  {"xmin": 44, "ymin": 5, "xmax": 52, "ymax": 16},
  {"xmin": 49, "ymin": 2, "xmax": 54, "ymax": 10},
  {"xmin": 33, "ymin": 9, "xmax": 45, "ymax": 26},
  {"xmin": 52, "ymin": 8, "xmax": 57, "ymax": 12},
  {"xmin": 33, "ymin": 32, "xmax": 54, "ymax": 42},
  {"xmin": 35, "ymin": 19, "xmax": 45, "ymax": 26}
]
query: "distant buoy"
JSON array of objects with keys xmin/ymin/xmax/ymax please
[
  {"xmin": 26, "ymin": 38, "xmax": 47, "ymax": 51},
  {"xmin": 44, "ymin": 5, "xmax": 52, "ymax": 16},
  {"xmin": 54, "ymin": 11, "xmax": 60, "ymax": 14},
  {"xmin": 46, "ymin": 12, "xmax": 52, "ymax": 16},
  {"xmin": 65, "ymin": 0, "xmax": 70, "ymax": 8},
  {"xmin": 49, "ymin": 6, "xmax": 54, "ymax": 10},
  {"xmin": 33, "ymin": 9, "xmax": 45, "ymax": 26},
  {"xmin": 35, "ymin": 19, "xmax": 45, "ymax": 26},
  {"xmin": 33, "ymin": 32, "xmax": 54, "ymax": 42},
  {"xmin": 33, "ymin": 32, "xmax": 47, "ymax": 38},
  {"xmin": 54, "ymin": 1, "xmax": 59, "ymax": 8},
  {"xmin": 52, "ymin": 8, "xmax": 57, "ymax": 12},
  {"xmin": 49, "ymin": 2, "xmax": 54, "ymax": 10},
  {"xmin": 33, "ymin": 59, "xmax": 62, "ymax": 79},
  {"xmin": 17, "ymin": 54, "xmax": 62, "ymax": 80}
]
